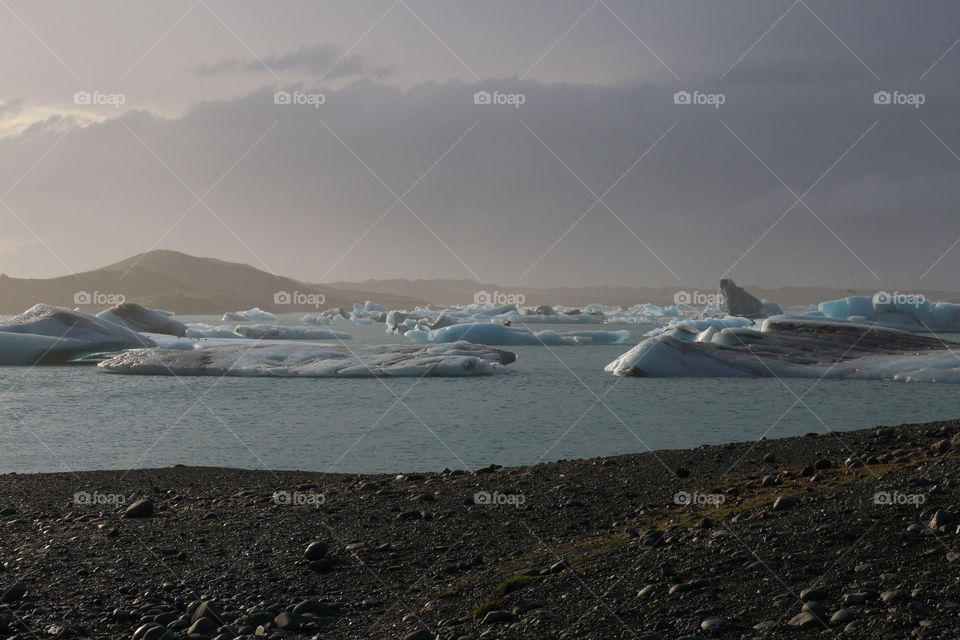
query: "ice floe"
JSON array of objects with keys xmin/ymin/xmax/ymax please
[
  {"xmin": 97, "ymin": 303, "xmax": 187, "ymax": 337},
  {"xmin": 0, "ymin": 304, "xmax": 154, "ymax": 365},
  {"xmin": 817, "ymin": 295, "xmax": 960, "ymax": 333},
  {"xmin": 405, "ymin": 322, "xmax": 630, "ymax": 346},
  {"xmin": 605, "ymin": 316, "xmax": 960, "ymax": 382},
  {"xmin": 98, "ymin": 341, "xmax": 517, "ymax": 377}
]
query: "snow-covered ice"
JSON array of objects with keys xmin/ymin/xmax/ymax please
[
  {"xmin": 98, "ymin": 341, "xmax": 517, "ymax": 377},
  {"xmin": 222, "ymin": 307, "xmax": 277, "ymax": 322},
  {"xmin": 0, "ymin": 304, "xmax": 154, "ymax": 365},
  {"xmin": 405, "ymin": 322, "xmax": 629, "ymax": 346},
  {"xmin": 605, "ymin": 316, "xmax": 960, "ymax": 382},
  {"xmin": 817, "ymin": 295, "xmax": 960, "ymax": 333},
  {"xmin": 97, "ymin": 303, "xmax": 187, "ymax": 337}
]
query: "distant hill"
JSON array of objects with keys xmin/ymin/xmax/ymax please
[
  {"xmin": 0, "ymin": 250, "xmax": 428, "ymax": 314},
  {"xmin": 1, "ymin": 250, "xmax": 958, "ymax": 314}
]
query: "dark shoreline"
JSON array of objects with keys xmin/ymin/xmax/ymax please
[{"xmin": 1, "ymin": 419, "xmax": 959, "ymax": 639}]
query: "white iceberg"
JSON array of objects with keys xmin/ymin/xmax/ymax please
[
  {"xmin": 97, "ymin": 303, "xmax": 187, "ymax": 337},
  {"xmin": 818, "ymin": 295, "xmax": 960, "ymax": 333},
  {"xmin": 222, "ymin": 307, "xmax": 277, "ymax": 322},
  {"xmin": 605, "ymin": 316, "xmax": 960, "ymax": 382},
  {"xmin": 406, "ymin": 322, "xmax": 629, "ymax": 346},
  {"xmin": 98, "ymin": 341, "xmax": 517, "ymax": 378},
  {"xmin": 718, "ymin": 278, "xmax": 782, "ymax": 318},
  {"xmin": 0, "ymin": 304, "xmax": 154, "ymax": 365},
  {"xmin": 233, "ymin": 324, "xmax": 352, "ymax": 340}
]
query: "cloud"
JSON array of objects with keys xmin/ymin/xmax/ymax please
[{"xmin": 194, "ymin": 44, "xmax": 390, "ymax": 80}]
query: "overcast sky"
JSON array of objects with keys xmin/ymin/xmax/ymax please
[{"xmin": 2, "ymin": 0, "xmax": 959, "ymax": 290}]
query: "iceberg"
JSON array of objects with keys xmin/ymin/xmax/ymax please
[
  {"xmin": 406, "ymin": 322, "xmax": 629, "ymax": 346},
  {"xmin": 222, "ymin": 307, "xmax": 277, "ymax": 322},
  {"xmin": 300, "ymin": 314, "xmax": 332, "ymax": 325},
  {"xmin": 233, "ymin": 324, "xmax": 352, "ymax": 340},
  {"xmin": 0, "ymin": 304, "xmax": 154, "ymax": 365},
  {"xmin": 605, "ymin": 316, "xmax": 960, "ymax": 382},
  {"xmin": 98, "ymin": 341, "xmax": 517, "ymax": 378},
  {"xmin": 719, "ymin": 278, "xmax": 782, "ymax": 318},
  {"xmin": 818, "ymin": 295, "xmax": 960, "ymax": 333},
  {"xmin": 97, "ymin": 303, "xmax": 187, "ymax": 337}
]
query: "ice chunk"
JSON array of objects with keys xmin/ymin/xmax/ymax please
[
  {"xmin": 233, "ymin": 324, "xmax": 352, "ymax": 340},
  {"xmin": 718, "ymin": 278, "xmax": 778, "ymax": 318},
  {"xmin": 301, "ymin": 314, "xmax": 332, "ymax": 325},
  {"xmin": 185, "ymin": 323, "xmax": 239, "ymax": 339},
  {"xmin": 98, "ymin": 341, "xmax": 517, "ymax": 377},
  {"xmin": 818, "ymin": 294, "xmax": 960, "ymax": 332},
  {"xmin": 606, "ymin": 316, "xmax": 960, "ymax": 382},
  {"xmin": 222, "ymin": 307, "xmax": 277, "ymax": 322},
  {"xmin": 406, "ymin": 322, "xmax": 629, "ymax": 346},
  {"xmin": 97, "ymin": 303, "xmax": 187, "ymax": 337},
  {"xmin": 0, "ymin": 304, "xmax": 153, "ymax": 364}
]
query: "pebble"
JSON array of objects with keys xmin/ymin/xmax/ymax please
[
  {"xmin": 762, "ymin": 452, "xmax": 776, "ymax": 463},
  {"xmin": 800, "ymin": 587, "xmax": 827, "ymax": 602},
  {"xmin": 772, "ymin": 495, "xmax": 799, "ymax": 511},
  {"xmin": 482, "ymin": 610, "xmax": 516, "ymax": 624},
  {"xmin": 124, "ymin": 498, "xmax": 155, "ymax": 518},
  {"xmin": 788, "ymin": 611, "xmax": 822, "ymax": 628},
  {"xmin": 0, "ymin": 582, "xmax": 26, "ymax": 603},
  {"xmin": 830, "ymin": 608, "xmax": 854, "ymax": 624},
  {"xmin": 304, "ymin": 541, "xmax": 329, "ymax": 560}
]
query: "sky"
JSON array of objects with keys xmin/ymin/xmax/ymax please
[{"xmin": 1, "ymin": 0, "xmax": 960, "ymax": 290}]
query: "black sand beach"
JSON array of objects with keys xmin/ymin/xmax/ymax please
[{"xmin": 1, "ymin": 419, "xmax": 959, "ymax": 639}]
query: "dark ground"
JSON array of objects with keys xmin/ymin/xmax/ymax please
[{"xmin": 1, "ymin": 418, "xmax": 959, "ymax": 640}]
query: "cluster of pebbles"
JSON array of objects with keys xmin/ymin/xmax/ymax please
[{"xmin": 1, "ymin": 419, "xmax": 959, "ymax": 639}]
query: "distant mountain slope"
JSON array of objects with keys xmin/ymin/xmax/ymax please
[{"xmin": 0, "ymin": 250, "xmax": 428, "ymax": 314}]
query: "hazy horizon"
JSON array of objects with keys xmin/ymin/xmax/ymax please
[{"xmin": 3, "ymin": 1, "xmax": 960, "ymax": 292}]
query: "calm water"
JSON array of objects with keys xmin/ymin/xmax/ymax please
[{"xmin": 1, "ymin": 317, "xmax": 958, "ymax": 474}]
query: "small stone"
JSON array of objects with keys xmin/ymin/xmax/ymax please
[
  {"xmin": 292, "ymin": 599, "xmax": 335, "ymax": 616},
  {"xmin": 698, "ymin": 517, "xmax": 714, "ymax": 529},
  {"xmin": 813, "ymin": 458, "xmax": 832, "ymax": 470},
  {"xmin": 830, "ymin": 608, "xmax": 854, "ymax": 624},
  {"xmin": 191, "ymin": 601, "xmax": 223, "ymax": 624},
  {"xmin": 788, "ymin": 612, "xmax": 823, "ymax": 628},
  {"xmin": 700, "ymin": 618, "xmax": 725, "ymax": 634},
  {"xmin": 624, "ymin": 527, "xmax": 639, "ymax": 539},
  {"xmin": 275, "ymin": 612, "xmax": 312, "ymax": 631},
  {"xmin": 187, "ymin": 618, "xmax": 218, "ymax": 635},
  {"xmin": 675, "ymin": 467, "xmax": 691, "ymax": 478},
  {"xmin": 881, "ymin": 589, "xmax": 908, "ymax": 603},
  {"xmin": 0, "ymin": 583, "xmax": 26, "ymax": 603},
  {"xmin": 402, "ymin": 630, "xmax": 434, "ymax": 640},
  {"xmin": 762, "ymin": 452, "xmax": 776, "ymax": 463},
  {"xmin": 802, "ymin": 601, "xmax": 827, "ymax": 619},
  {"xmin": 482, "ymin": 610, "xmax": 516, "ymax": 624},
  {"xmin": 124, "ymin": 498, "xmax": 154, "ymax": 518},
  {"xmin": 637, "ymin": 584, "xmax": 656, "ymax": 598},
  {"xmin": 304, "ymin": 541, "xmax": 329, "ymax": 560},
  {"xmin": 929, "ymin": 509, "xmax": 955, "ymax": 530},
  {"xmin": 772, "ymin": 495, "xmax": 799, "ymax": 511},
  {"xmin": 800, "ymin": 587, "xmax": 827, "ymax": 602}
]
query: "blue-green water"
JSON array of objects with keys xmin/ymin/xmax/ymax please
[{"xmin": 1, "ymin": 318, "xmax": 958, "ymax": 474}]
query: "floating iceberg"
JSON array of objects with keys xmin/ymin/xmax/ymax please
[
  {"xmin": 301, "ymin": 314, "xmax": 332, "ymax": 325},
  {"xmin": 0, "ymin": 304, "xmax": 154, "ymax": 365},
  {"xmin": 406, "ymin": 322, "xmax": 629, "ymax": 346},
  {"xmin": 98, "ymin": 341, "xmax": 517, "ymax": 378},
  {"xmin": 97, "ymin": 303, "xmax": 187, "ymax": 337},
  {"xmin": 718, "ymin": 278, "xmax": 782, "ymax": 318},
  {"xmin": 818, "ymin": 295, "xmax": 960, "ymax": 333},
  {"xmin": 605, "ymin": 317, "xmax": 960, "ymax": 382},
  {"xmin": 233, "ymin": 324, "xmax": 352, "ymax": 340},
  {"xmin": 223, "ymin": 307, "xmax": 277, "ymax": 322}
]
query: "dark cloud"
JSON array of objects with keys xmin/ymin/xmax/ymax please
[{"xmin": 194, "ymin": 44, "xmax": 390, "ymax": 80}]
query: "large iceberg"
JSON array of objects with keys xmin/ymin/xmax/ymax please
[
  {"xmin": 406, "ymin": 322, "xmax": 629, "ymax": 346},
  {"xmin": 0, "ymin": 304, "xmax": 154, "ymax": 365},
  {"xmin": 605, "ymin": 316, "xmax": 960, "ymax": 382},
  {"xmin": 97, "ymin": 303, "xmax": 187, "ymax": 337},
  {"xmin": 818, "ymin": 294, "xmax": 960, "ymax": 333},
  {"xmin": 718, "ymin": 278, "xmax": 782, "ymax": 318},
  {"xmin": 98, "ymin": 341, "xmax": 517, "ymax": 377}
]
